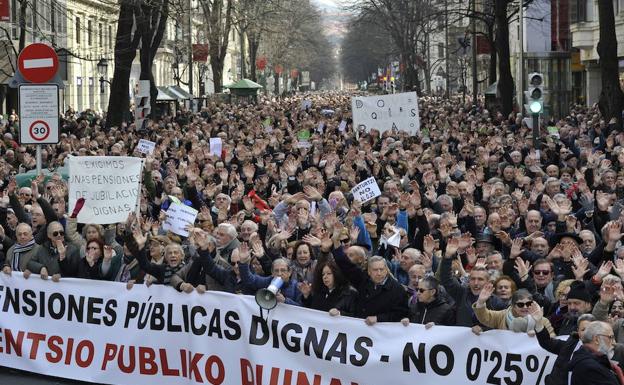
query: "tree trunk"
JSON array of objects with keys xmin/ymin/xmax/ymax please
[
  {"xmin": 597, "ymin": 0, "xmax": 624, "ymax": 127},
  {"xmin": 495, "ymin": 0, "xmax": 514, "ymax": 116},
  {"xmin": 248, "ymin": 38, "xmax": 259, "ymax": 82},
  {"xmin": 211, "ymin": 57, "xmax": 224, "ymax": 93},
  {"xmin": 107, "ymin": 2, "xmax": 139, "ymax": 129}
]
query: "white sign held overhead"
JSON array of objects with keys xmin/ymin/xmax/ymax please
[
  {"xmin": 136, "ymin": 139, "xmax": 156, "ymax": 155},
  {"xmin": 209, "ymin": 137, "xmax": 223, "ymax": 157},
  {"xmin": 351, "ymin": 91, "xmax": 420, "ymax": 134},
  {"xmin": 19, "ymin": 84, "xmax": 59, "ymax": 144},
  {"xmin": 162, "ymin": 202, "xmax": 198, "ymax": 237},
  {"xmin": 351, "ymin": 176, "xmax": 382, "ymax": 203},
  {"xmin": 338, "ymin": 120, "xmax": 347, "ymax": 132},
  {"xmin": 68, "ymin": 156, "xmax": 143, "ymax": 224}
]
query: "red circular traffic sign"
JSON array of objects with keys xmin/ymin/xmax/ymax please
[
  {"xmin": 18, "ymin": 43, "xmax": 59, "ymax": 83},
  {"xmin": 29, "ymin": 120, "xmax": 50, "ymax": 141}
]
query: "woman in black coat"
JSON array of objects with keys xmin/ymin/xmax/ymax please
[{"xmin": 300, "ymin": 260, "xmax": 356, "ymax": 316}]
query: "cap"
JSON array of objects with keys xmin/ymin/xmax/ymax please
[{"xmin": 567, "ymin": 281, "xmax": 591, "ymax": 303}]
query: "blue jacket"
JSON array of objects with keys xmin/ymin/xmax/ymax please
[{"xmin": 239, "ymin": 263, "xmax": 302, "ymax": 306}]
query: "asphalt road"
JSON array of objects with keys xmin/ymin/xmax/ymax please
[{"xmin": 0, "ymin": 366, "xmax": 103, "ymax": 385}]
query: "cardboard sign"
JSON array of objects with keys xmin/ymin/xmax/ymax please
[
  {"xmin": 209, "ymin": 137, "xmax": 222, "ymax": 157},
  {"xmin": 351, "ymin": 92, "xmax": 420, "ymax": 134},
  {"xmin": 162, "ymin": 202, "xmax": 198, "ymax": 237},
  {"xmin": 136, "ymin": 139, "xmax": 156, "ymax": 155},
  {"xmin": 351, "ymin": 177, "xmax": 382, "ymax": 203}
]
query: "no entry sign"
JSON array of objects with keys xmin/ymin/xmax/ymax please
[
  {"xmin": 19, "ymin": 84, "xmax": 59, "ymax": 144},
  {"xmin": 18, "ymin": 43, "xmax": 59, "ymax": 84}
]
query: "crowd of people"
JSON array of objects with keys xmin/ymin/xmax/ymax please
[{"xmin": 0, "ymin": 92, "xmax": 623, "ymax": 384}]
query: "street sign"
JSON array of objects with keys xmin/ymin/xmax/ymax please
[
  {"xmin": 19, "ymin": 84, "xmax": 59, "ymax": 144},
  {"xmin": 18, "ymin": 43, "xmax": 59, "ymax": 84}
]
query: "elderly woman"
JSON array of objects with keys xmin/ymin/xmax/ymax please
[
  {"xmin": 290, "ymin": 241, "xmax": 317, "ymax": 283},
  {"xmin": 473, "ymin": 284, "xmax": 556, "ymax": 336},
  {"xmin": 493, "ymin": 275, "xmax": 517, "ymax": 306}
]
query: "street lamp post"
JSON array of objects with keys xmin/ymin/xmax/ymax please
[{"xmin": 97, "ymin": 58, "xmax": 111, "ymax": 94}]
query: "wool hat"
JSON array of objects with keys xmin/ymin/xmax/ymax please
[{"xmin": 567, "ymin": 281, "xmax": 591, "ymax": 304}]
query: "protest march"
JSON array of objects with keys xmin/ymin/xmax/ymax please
[{"xmin": 0, "ymin": 91, "xmax": 622, "ymax": 385}]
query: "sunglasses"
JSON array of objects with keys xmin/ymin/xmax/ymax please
[
  {"xmin": 230, "ymin": 261, "xmax": 239, "ymax": 267},
  {"xmin": 533, "ymin": 270, "xmax": 551, "ymax": 276},
  {"xmin": 515, "ymin": 301, "xmax": 533, "ymax": 308},
  {"xmin": 52, "ymin": 231, "xmax": 65, "ymax": 237}
]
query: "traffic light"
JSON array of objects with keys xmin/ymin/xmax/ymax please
[{"xmin": 525, "ymin": 72, "xmax": 544, "ymax": 114}]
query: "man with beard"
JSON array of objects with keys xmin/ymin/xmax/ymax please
[
  {"xmin": 558, "ymin": 281, "xmax": 593, "ymax": 336},
  {"xmin": 569, "ymin": 321, "xmax": 623, "ymax": 385}
]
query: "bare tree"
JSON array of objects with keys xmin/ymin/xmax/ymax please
[
  {"xmin": 597, "ymin": 0, "xmax": 624, "ymax": 126},
  {"xmin": 199, "ymin": 0, "xmax": 233, "ymax": 93}
]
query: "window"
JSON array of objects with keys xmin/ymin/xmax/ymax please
[
  {"xmin": 570, "ymin": 0, "xmax": 587, "ymax": 23},
  {"xmin": 76, "ymin": 17, "xmax": 81, "ymax": 44},
  {"xmin": 108, "ymin": 26, "xmax": 112, "ymax": 49},
  {"xmin": 87, "ymin": 19, "xmax": 92, "ymax": 46},
  {"xmin": 438, "ymin": 43, "xmax": 444, "ymax": 59},
  {"xmin": 98, "ymin": 23, "xmax": 102, "ymax": 47}
]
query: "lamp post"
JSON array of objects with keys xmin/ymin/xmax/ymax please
[{"xmin": 97, "ymin": 58, "xmax": 111, "ymax": 94}]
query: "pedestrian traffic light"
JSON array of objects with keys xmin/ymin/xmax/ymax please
[{"xmin": 525, "ymin": 72, "xmax": 544, "ymax": 114}]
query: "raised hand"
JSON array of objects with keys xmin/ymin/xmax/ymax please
[
  {"xmin": 514, "ymin": 257, "xmax": 531, "ymax": 281},
  {"xmin": 528, "ymin": 302, "xmax": 543, "ymax": 323},
  {"xmin": 476, "ymin": 282, "xmax": 494, "ymax": 306},
  {"xmin": 510, "ymin": 238, "xmax": 524, "ymax": 259},
  {"xmin": 238, "ymin": 243, "xmax": 252, "ymax": 264}
]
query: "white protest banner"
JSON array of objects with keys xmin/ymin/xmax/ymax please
[
  {"xmin": 351, "ymin": 176, "xmax": 382, "ymax": 203},
  {"xmin": 136, "ymin": 139, "xmax": 156, "ymax": 155},
  {"xmin": 162, "ymin": 202, "xmax": 198, "ymax": 237},
  {"xmin": 68, "ymin": 156, "xmax": 142, "ymax": 224},
  {"xmin": 351, "ymin": 91, "xmax": 420, "ymax": 134},
  {"xmin": 209, "ymin": 137, "xmax": 223, "ymax": 157},
  {"xmin": 0, "ymin": 273, "xmax": 555, "ymax": 385}
]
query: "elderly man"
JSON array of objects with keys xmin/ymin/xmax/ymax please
[
  {"xmin": 401, "ymin": 276, "xmax": 455, "ymax": 327},
  {"xmin": 27, "ymin": 221, "xmax": 80, "ymax": 280},
  {"xmin": 333, "ymin": 245, "xmax": 407, "ymax": 324},
  {"xmin": 239, "ymin": 245, "xmax": 302, "ymax": 306},
  {"xmin": 214, "ymin": 223, "xmax": 240, "ymax": 263},
  {"xmin": 2, "ymin": 223, "xmax": 36, "ymax": 275},
  {"xmin": 569, "ymin": 321, "xmax": 622, "ymax": 385},
  {"xmin": 441, "ymin": 238, "xmax": 506, "ymax": 327},
  {"xmin": 388, "ymin": 248, "xmax": 420, "ymax": 286}
]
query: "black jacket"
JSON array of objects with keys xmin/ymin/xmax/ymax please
[
  {"xmin": 569, "ymin": 345, "xmax": 622, "ymax": 385},
  {"xmin": 535, "ymin": 327, "xmax": 581, "ymax": 385},
  {"xmin": 301, "ymin": 285, "xmax": 357, "ymax": 315},
  {"xmin": 333, "ymin": 247, "xmax": 408, "ymax": 322},
  {"xmin": 407, "ymin": 297, "xmax": 455, "ymax": 326}
]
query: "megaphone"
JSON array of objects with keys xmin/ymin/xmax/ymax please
[{"xmin": 255, "ymin": 277, "xmax": 284, "ymax": 310}]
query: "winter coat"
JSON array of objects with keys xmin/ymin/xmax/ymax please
[
  {"xmin": 535, "ymin": 327, "xmax": 582, "ymax": 385},
  {"xmin": 407, "ymin": 297, "xmax": 455, "ymax": 326},
  {"xmin": 569, "ymin": 345, "xmax": 623, "ymax": 385},
  {"xmin": 238, "ymin": 262, "xmax": 302, "ymax": 306},
  {"xmin": 333, "ymin": 247, "xmax": 408, "ymax": 322},
  {"xmin": 301, "ymin": 285, "xmax": 357, "ymax": 315},
  {"xmin": 472, "ymin": 303, "xmax": 556, "ymax": 336},
  {"xmin": 27, "ymin": 241, "xmax": 81, "ymax": 276}
]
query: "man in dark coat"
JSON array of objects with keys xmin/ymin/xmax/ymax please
[
  {"xmin": 402, "ymin": 276, "xmax": 455, "ymax": 327},
  {"xmin": 532, "ymin": 306, "xmax": 595, "ymax": 385},
  {"xmin": 569, "ymin": 321, "xmax": 624, "ymax": 385},
  {"xmin": 333, "ymin": 247, "xmax": 408, "ymax": 325}
]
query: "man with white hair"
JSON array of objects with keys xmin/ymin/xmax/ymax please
[
  {"xmin": 569, "ymin": 321, "xmax": 622, "ymax": 384},
  {"xmin": 214, "ymin": 223, "xmax": 240, "ymax": 262},
  {"xmin": 2, "ymin": 223, "xmax": 36, "ymax": 275}
]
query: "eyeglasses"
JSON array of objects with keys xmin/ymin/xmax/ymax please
[
  {"xmin": 52, "ymin": 231, "xmax": 65, "ymax": 237},
  {"xmin": 230, "ymin": 261, "xmax": 239, "ymax": 267},
  {"xmin": 533, "ymin": 270, "xmax": 551, "ymax": 276},
  {"xmin": 515, "ymin": 301, "xmax": 533, "ymax": 308},
  {"xmin": 273, "ymin": 268, "xmax": 289, "ymax": 273},
  {"xmin": 417, "ymin": 288, "xmax": 431, "ymax": 293},
  {"xmin": 597, "ymin": 334, "xmax": 615, "ymax": 342}
]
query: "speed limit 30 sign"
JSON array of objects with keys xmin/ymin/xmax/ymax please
[{"xmin": 19, "ymin": 84, "xmax": 59, "ymax": 144}]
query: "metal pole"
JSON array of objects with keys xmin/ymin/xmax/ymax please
[
  {"xmin": 532, "ymin": 113, "xmax": 540, "ymax": 151},
  {"xmin": 445, "ymin": 0, "xmax": 450, "ymax": 98},
  {"xmin": 36, "ymin": 145, "xmax": 42, "ymax": 174},
  {"xmin": 188, "ymin": 0, "xmax": 193, "ymax": 96},
  {"xmin": 518, "ymin": 0, "xmax": 524, "ymax": 115},
  {"xmin": 471, "ymin": 0, "xmax": 478, "ymax": 102}
]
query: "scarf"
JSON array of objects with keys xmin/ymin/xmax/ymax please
[
  {"xmin": 163, "ymin": 263, "xmax": 184, "ymax": 285},
  {"xmin": 12, "ymin": 239, "xmax": 36, "ymax": 272},
  {"xmin": 505, "ymin": 308, "xmax": 537, "ymax": 332}
]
